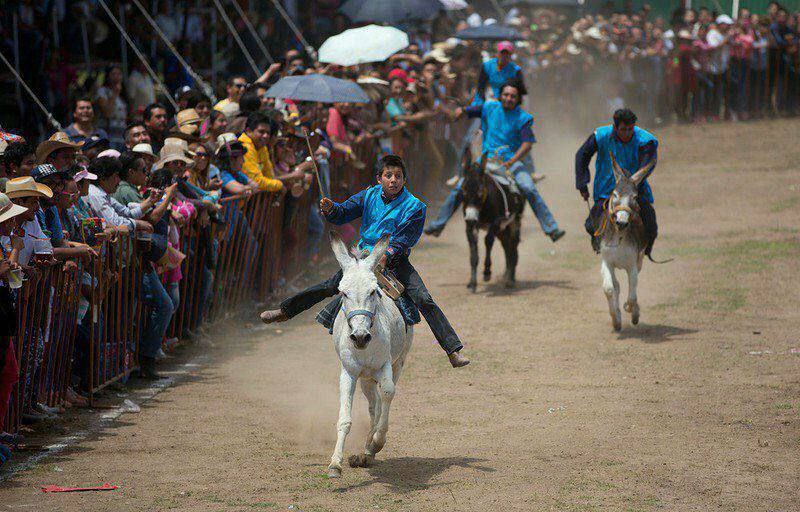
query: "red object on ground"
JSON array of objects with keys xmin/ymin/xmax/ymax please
[{"xmin": 41, "ymin": 483, "xmax": 118, "ymax": 493}]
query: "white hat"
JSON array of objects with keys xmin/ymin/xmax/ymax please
[
  {"xmin": 0, "ymin": 192, "xmax": 28, "ymax": 224},
  {"xmin": 131, "ymin": 143, "xmax": 156, "ymax": 158},
  {"xmin": 715, "ymin": 14, "xmax": 734, "ymax": 25}
]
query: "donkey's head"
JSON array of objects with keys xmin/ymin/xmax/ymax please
[
  {"xmin": 608, "ymin": 151, "xmax": 655, "ymax": 229},
  {"xmin": 461, "ymin": 151, "xmax": 488, "ymax": 223},
  {"xmin": 330, "ymin": 231, "xmax": 390, "ymax": 349}
]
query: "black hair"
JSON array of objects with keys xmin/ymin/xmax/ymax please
[
  {"xmin": 613, "ymin": 108, "xmax": 638, "ymax": 127},
  {"xmin": 89, "ymin": 156, "xmax": 122, "ymax": 181},
  {"xmin": 238, "ymin": 90, "xmax": 262, "ymax": 115},
  {"xmin": 378, "ymin": 154, "xmax": 406, "ymax": 178},
  {"xmin": 72, "ymin": 96, "xmax": 94, "ymax": 114},
  {"xmin": 183, "ymin": 89, "xmax": 211, "ymax": 109},
  {"xmin": 118, "ymin": 151, "xmax": 144, "ymax": 181},
  {"xmin": 499, "ymin": 79, "xmax": 527, "ymax": 99},
  {"xmin": 143, "ymin": 102, "xmax": 167, "ymax": 122},
  {"xmin": 1, "ymin": 141, "xmax": 35, "ymax": 168},
  {"xmin": 245, "ymin": 111, "xmax": 271, "ymax": 132},
  {"xmin": 227, "ymin": 75, "xmax": 247, "ymax": 86},
  {"xmin": 124, "ymin": 121, "xmax": 147, "ymax": 142},
  {"xmin": 148, "ymin": 168, "xmax": 174, "ymax": 189}
]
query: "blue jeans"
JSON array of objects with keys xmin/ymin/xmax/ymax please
[
  {"xmin": 141, "ymin": 269, "xmax": 174, "ymax": 358},
  {"xmin": 509, "ymin": 159, "xmax": 559, "ymax": 234},
  {"xmin": 428, "ymin": 158, "xmax": 559, "ymax": 235}
]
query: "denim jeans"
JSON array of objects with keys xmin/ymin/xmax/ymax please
[
  {"xmin": 427, "ymin": 180, "xmax": 463, "ymax": 232},
  {"xmin": 141, "ymin": 269, "xmax": 174, "ymax": 358},
  {"xmin": 509, "ymin": 159, "xmax": 559, "ymax": 235}
]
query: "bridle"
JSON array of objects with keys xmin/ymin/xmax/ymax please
[
  {"xmin": 342, "ymin": 289, "xmax": 381, "ymax": 329},
  {"xmin": 594, "ymin": 196, "xmax": 641, "ymax": 237}
]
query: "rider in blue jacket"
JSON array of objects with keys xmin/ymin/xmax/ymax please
[
  {"xmin": 260, "ymin": 155, "xmax": 470, "ymax": 368},
  {"xmin": 426, "ymin": 82, "xmax": 565, "ymax": 242},
  {"xmin": 575, "ymin": 108, "xmax": 658, "ymax": 255}
]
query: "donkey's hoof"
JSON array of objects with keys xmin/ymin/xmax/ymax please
[
  {"xmin": 632, "ymin": 312, "xmax": 640, "ymax": 325},
  {"xmin": 348, "ymin": 453, "xmax": 374, "ymax": 468},
  {"xmin": 612, "ymin": 316, "xmax": 622, "ymax": 332},
  {"xmin": 327, "ymin": 466, "xmax": 342, "ymax": 478},
  {"xmin": 467, "ymin": 282, "xmax": 477, "ymax": 292},
  {"xmin": 483, "ymin": 271, "xmax": 491, "ymax": 282}
]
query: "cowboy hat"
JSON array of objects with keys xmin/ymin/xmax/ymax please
[
  {"xmin": 5, "ymin": 176, "xmax": 54, "ymax": 199},
  {"xmin": 35, "ymin": 131, "xmax": 83, "ymax": 163},
  {"xmin": 0, "ymin": 193, "xmax": 28, "ymax": 224},
  {"xmin": 154, "ymin": 144, "xmax": 194, "ymax": 170}
]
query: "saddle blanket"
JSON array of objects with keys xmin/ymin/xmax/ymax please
[
  {"xmin": 316, "ymin": 294, "xmax": 421, "ymax": 334},
  {"xmin": 487, "ymin": 169, "xmax": 520, "ymax": 195}
]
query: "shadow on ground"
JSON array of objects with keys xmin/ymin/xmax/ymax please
[
  {"xmin": 334, "ymin": 456, "xmax": 494, "ymax": 494},
  {"xmin": 617, "ymin": 323, "xmax": 698, "ymax": 344}
]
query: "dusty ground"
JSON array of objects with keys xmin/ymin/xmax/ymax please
[{"xmin": 2, "ymin": 119, "xmax": 799, "ymax": 511}]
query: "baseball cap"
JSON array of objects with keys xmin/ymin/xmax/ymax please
[
  {"xmin": 30, "ymin": 163, "xmax": 67, "ymax": 182},
  {"xmin": 715, "ymin": 14, "xmax": 734, "ymax": 25},
  {"xmin": 388, "ymin": 68, "xmax": 414, "ymax": 84},
  {"xmin": 73, "ymin": 169, "xmax": 98, "ymax": 182},
  {"xmin": 82, "ymin": 134, "xmax": 110, "ymax": 151},
  {"xmin": 497, "ymin": 41, "xmax": 515, "ymax": 53}
]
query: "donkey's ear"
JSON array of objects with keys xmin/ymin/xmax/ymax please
[
  {"xmin": 364, "ymin": 234, "xmax": 391, "ymax": 270},
  {"xmin": 609, "ymin": 151, "xmax": 630, "ymax": 181},
  {"xmin": 330, "ymin": 230, "xmax": 355, "ymax": 271},
  {"xmin": 630, "ymin": 158, "xmax": 656, "ymax": 186}
]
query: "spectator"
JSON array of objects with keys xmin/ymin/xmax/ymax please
[
  {"xmin": 124, "ymin": 122, "xmax": 152, "ymax": 151},
  {"xmin": 238, "ymin": 111, "xmax": 283, "ymax": 192},
  {"xmin": 95, "ymin": 65, "xmax": 129, "ymax": 150},
  {"xmin": 64, "ymin": 97, "xmax": 109, "ymax": 145},
  {"xmin": 143, "ymin": 103, "xmax": 169, "ymax": 152},
  {"xmin": 0, "ymin": 142, "xmax": 37, "ymax": 178},
  {"xmin": 214, "ymin": 75, "xmax": 248, "ymax": 113},
  {"xmin": 127, "ymin": 61, "xmax": 157, "ymax": 116}
]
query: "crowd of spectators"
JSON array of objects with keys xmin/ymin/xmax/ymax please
[{"xmin": 1, "ymin": 1, "xmax": 799, "ymax": 467}]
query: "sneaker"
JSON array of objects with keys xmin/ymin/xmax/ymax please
[
  {"xmin": 155, "ymin": 348, "xmax": 167, "ymax": 361},
  {"xmin": 548, "ymin": 229, "xmax": 565, "ymax": 242},
  {"xmin": 35, "ymin": 402, "xmax": 62, "ymax": 416},
  {"xmin": 138, "ymin": 357, "xmax": 166, "ymax": 380}
]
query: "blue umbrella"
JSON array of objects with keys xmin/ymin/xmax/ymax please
[
  {"xmin": 455, "ymin": 25, "xmax": 524, "ymax": 41},
  {"xmin": 340, "ymin": 0, "xmax": 442, "ymax": 24},
  {"xmin": 264, "ymin": 74, "xmax": 370, "ymax": 104}
]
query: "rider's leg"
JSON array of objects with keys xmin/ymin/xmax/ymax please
[
  {"xmin": 585, "ymin": 201, "xmax": 605, "ymax": 253},
  {"xmin": 638, "ymin": 198, "xmax": 658, "ymax": 256},
  {"xmin": 424, "ymin": 179, "xmax": 463, "ymax": 235},
  {"xmin": 392, "ymin": 256, "xmax": 468, "ymax": 367},
  {"xmin": 509, "ymin": 162, "xmax": 563, "ymax": 240},
  {"xmin": 261, "ymin": 269, "xmax": 343, "ymax": 323}
]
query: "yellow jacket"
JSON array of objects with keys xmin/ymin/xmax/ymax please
[{"xmin": 239, "ymin": 132, "xmax": 283, "ymax": 192}]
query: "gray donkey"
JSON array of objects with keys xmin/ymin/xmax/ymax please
[{"xmin": 597, "ymin": 152, "xmax": 656, "ymax": 331}]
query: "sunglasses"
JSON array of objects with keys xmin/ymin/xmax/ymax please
[
  {"xmin": 233, "ymin": 83, "xmax": 247, "ymax": 89},
  {"xmin": 195, "ymin": 152, "xmax": 209, "ymax": 158}
]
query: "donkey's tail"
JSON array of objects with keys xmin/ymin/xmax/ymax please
[{"xmin": 647, "ymin": 253, "xmax": 674, "ymax": 264}]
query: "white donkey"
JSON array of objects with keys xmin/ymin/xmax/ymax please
[
  {"xmin": 327, "ymin": 232, "xmax": 413, "ymax": 478},
  {"xmin": 598, "ymin": 152, "xmax": 656, "ymax": 331}
]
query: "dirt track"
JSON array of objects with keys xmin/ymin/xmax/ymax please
[{"xmin": 2, "ymin": 119, "xmax": 800, "ymax": 511}]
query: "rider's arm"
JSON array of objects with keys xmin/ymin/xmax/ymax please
[
  {"xmin": 385, "ymin": 204, "xmax": 426, "ymax": 265},
  {"xmin": 472, "ymin": 65, "xmax": 489, "ymax": 105},
  {"xmin": 503, "ymin": 120, "xmax": 535, "ymax": 168},
  {"xmin": 575, "ymin": 133, "xmax": 598, "ymax": 194},
  {"xmin": 325, "ymin": 189, "xmax": 367, "ymax": 225}
]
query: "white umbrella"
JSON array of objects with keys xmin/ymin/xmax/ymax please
[
  {"xmin": 318, "ymin": 24, "xmax": 409, "ymax": 67},
  {"xmin": 439, "ymin": 0, "xmax": 468, "ymax": 9}
]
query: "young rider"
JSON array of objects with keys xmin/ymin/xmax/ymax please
[
  {"xmin": 575, "ymin": 108, "xmax": 658, "ymax": 255},
  {"xmin": 260, "ymin": 154, "xmax": 470, "ymax": 368}
]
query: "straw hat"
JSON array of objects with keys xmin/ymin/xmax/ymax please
[
  {"xmin": 35, "ymin": 131, "xmax": 83, "ymax": 163},
  {"xmin": 0, "ymin": 193, "xmax": 28, "ymax": 224},
  {"xmin": 176, "ymin": 108, "xmax": 202, "ymax": 135},
  {"xmin": 5, "ymin": 176, "xmax": 54, "ymax": 199},
  {"xmin": 154, "ymin": 144, "xmax": 194, "ymax": 170},
  {"xmin": 131, "ymin": 143, "xmax": 156, "ymax": 158},
  {"xmin": 163, "ymin": 137, "xmax": 196, "ymax": 157}
]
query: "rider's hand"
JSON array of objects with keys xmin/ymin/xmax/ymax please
[
  {"xmin": 319, "ymin": 197, "xmax": 334, "ymax": 216},
  {"xmin": 579, "ymin": 188, "xmax": 590, "ymax": 201}
]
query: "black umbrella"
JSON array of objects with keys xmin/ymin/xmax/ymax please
[
  {"xmin": 340, "ymin": 0, "xmax": 442, "ymax": 24},
  {"xmin": 264, "ymin": 74, "xmax": 370, "ymax": 104},
  {"xmin": 455, "ymin": 25, "xmax": 524, "ymax": 42}
]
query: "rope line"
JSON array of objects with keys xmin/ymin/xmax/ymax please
[
  {"xmin": 226, "ymin": 0, "xmax": 275, "ymax": 65},
  {"xmin": 0, "ymin": 49, "xmax": 62, "ymax": 131},
  {"xmin": 211, "ymin": 0, "xmax": 261, "ymax": 78},
  {"xmin": 96, "ymin": 0, "xmax": 179, "ymax": 110},
  {"xmin": 129, "ymin": 0, "xmax": 218, "ymax": 102}
]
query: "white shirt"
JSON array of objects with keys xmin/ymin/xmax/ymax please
[
  {"xmin": 0, "ymin": 218, "xmax": 50, "ymax": 267},
  {"xmin": 85, "ymin": 184, "xmax": 139, "ymax": 232},
  {"xmin": 127, "ymin": 69, "xmax": 156, "ymax": 114}
]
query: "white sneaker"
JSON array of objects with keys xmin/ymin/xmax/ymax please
[{"xmin": 155, "ymin": 348, "xmax": 167, "ymax": 361}]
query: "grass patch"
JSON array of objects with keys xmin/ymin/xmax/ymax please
[
  {"xmin": 770, "ymin": 195, "xmax": 800, "ymax": 213},
  {"xmin": 776, "ymin": 403, "xmax": 793, "ymax": 410}
]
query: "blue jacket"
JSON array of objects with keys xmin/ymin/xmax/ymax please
[
  {"xmin": 575, "ymin": 125, "xmax": 658, "ymax": 203},
  {"xmin": 468, "ymin": 100, "xmax": 535, "ymax": 162},
  {"xmin": 325, "ymin": 185, "xmax": 426, "ymax": 261},
  {"xmin": 472, "ymin": 58, "xmax": 524, "ymax": 106}
]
